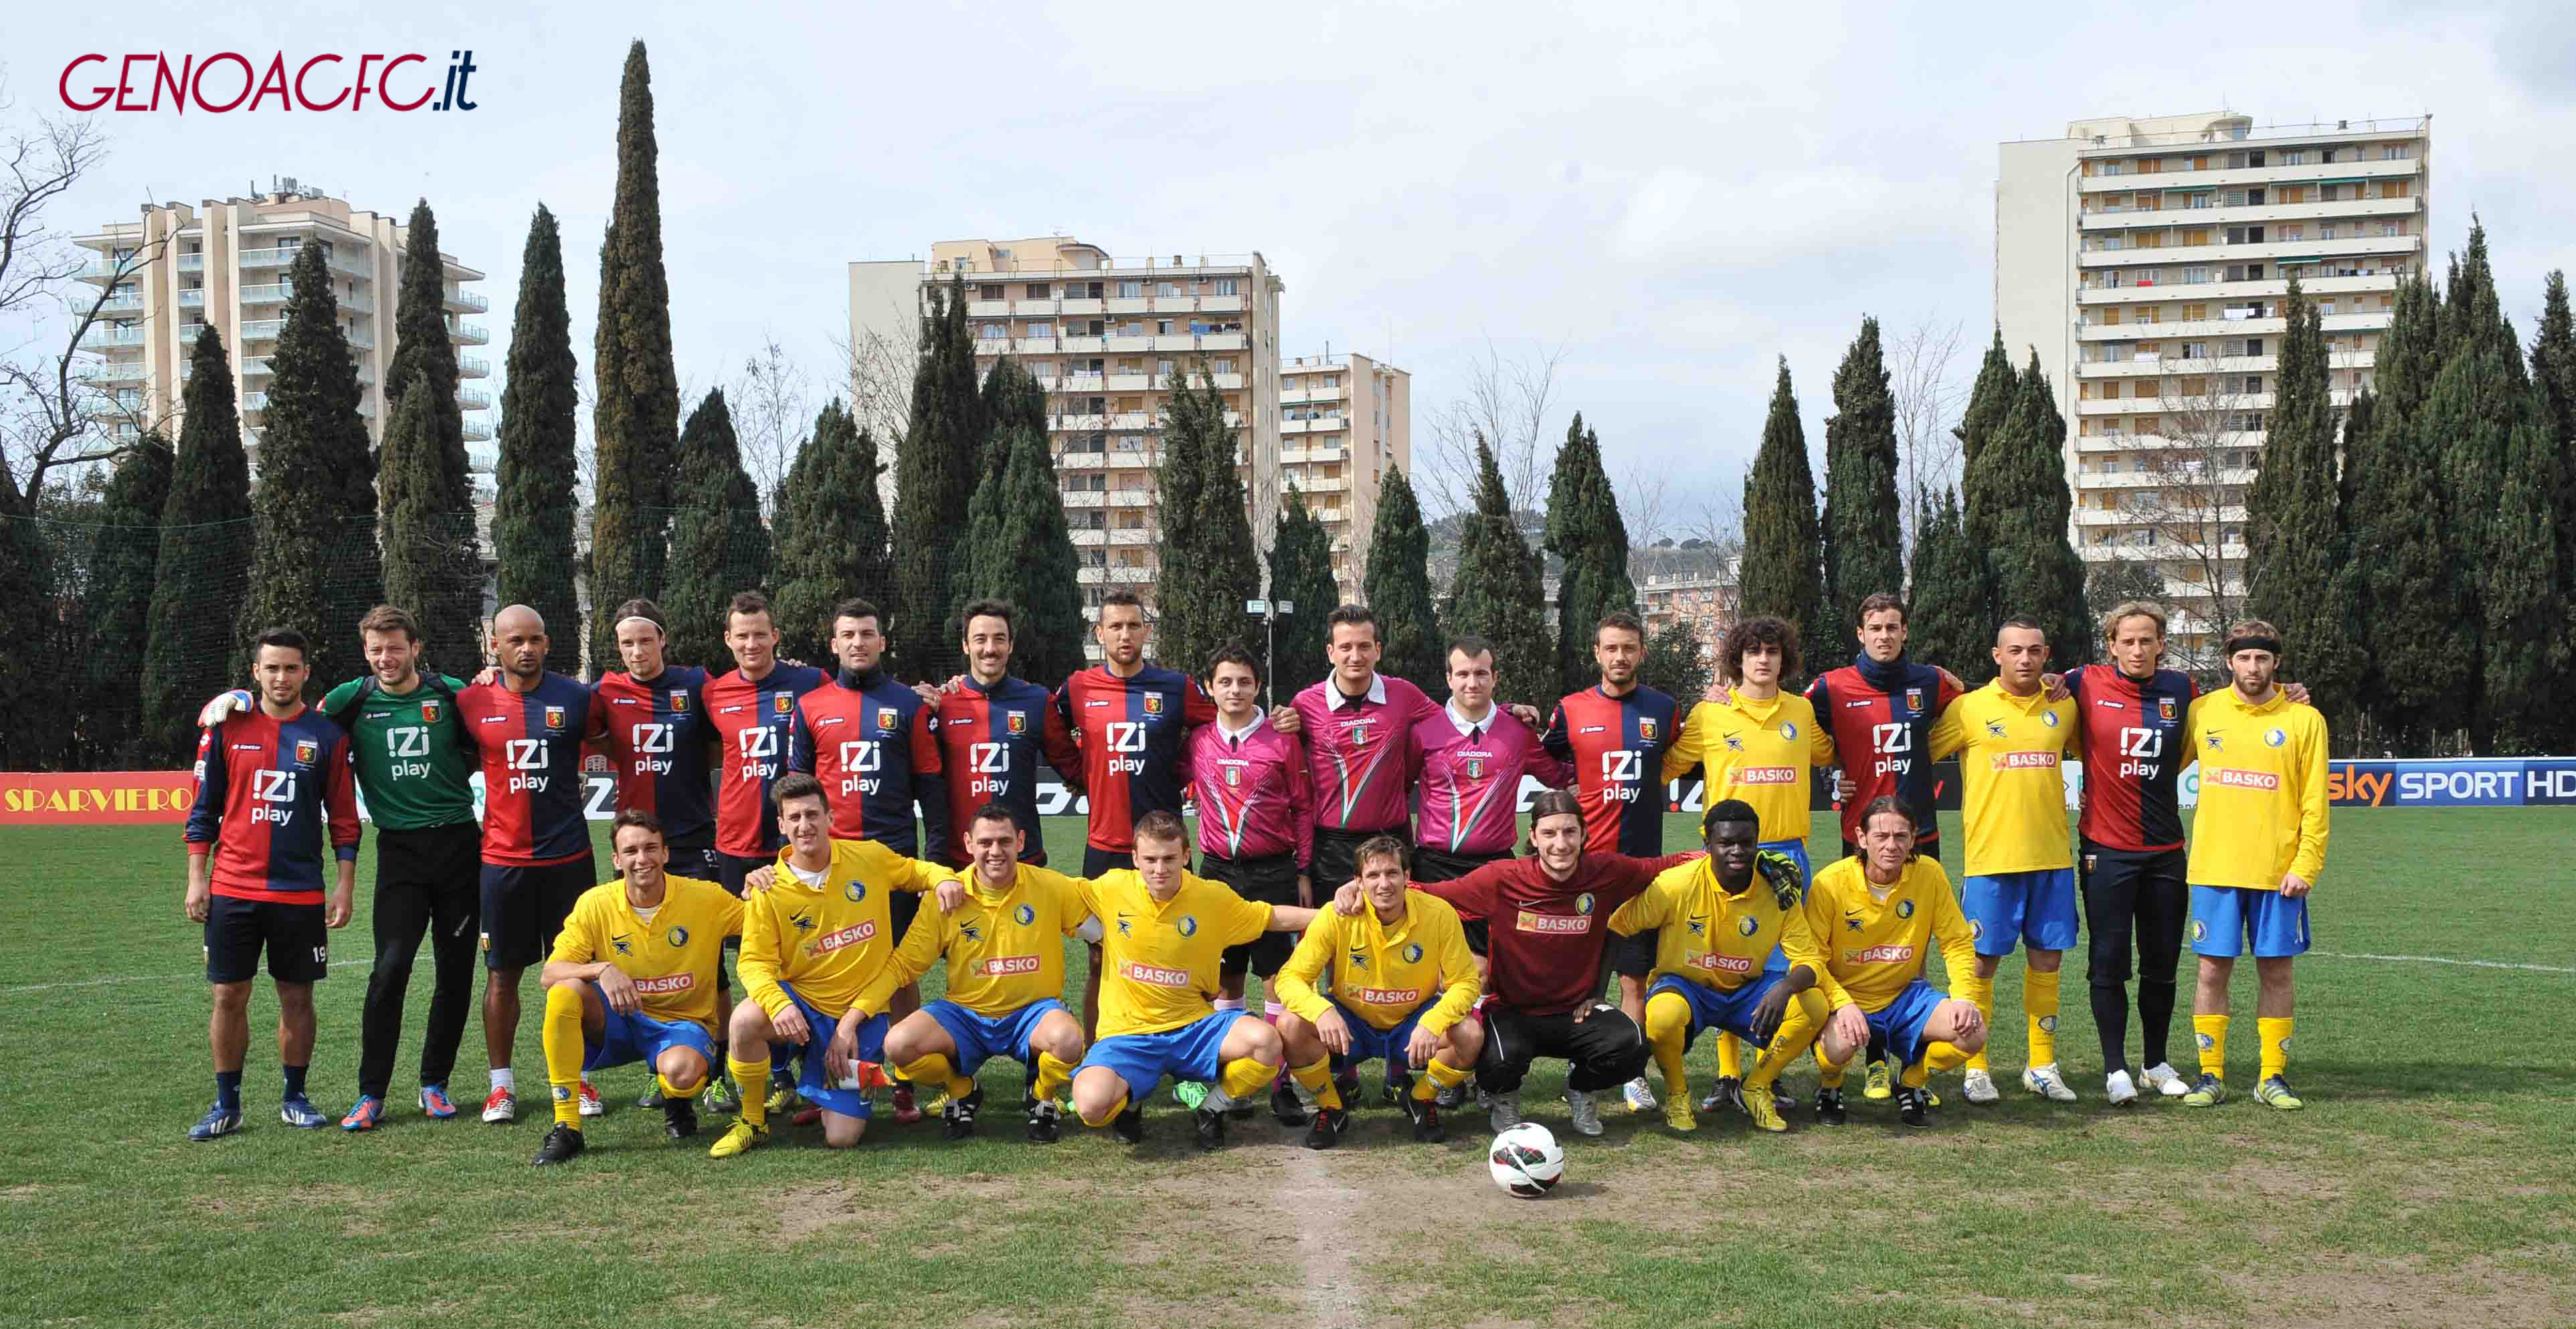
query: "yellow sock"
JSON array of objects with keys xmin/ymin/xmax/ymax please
[
  {"xmin": 1958, "ymin": 971, "xmax": 1995, "ymax": 1073},
  {"xmin": 1415, "ymin": 1056, "xmax": 1468, "ymax": 1101},
  {"xmin": 2259, "ymin": 1016, "xmax": 2293, "ymax": 1081},
  {"xmin": 1899, "ymin": 1059, "xmax": 1930, "ymax": 1089},
  {"xmin": 1034, "ymin": 1051, "xmax": 1075, "ymax": 1103},
  {"xmin": 2195, "ymin": 1014, "xmax": 2230, "ymax": 1080},
  {"xmin": 1079, "ymin": 1090, "xmax": 1129, "ymax": 1128},
  {"xmin": 1924, "ymin": 1040, "xmax": 1972, "ymax": 1074},
  {"xmin": 1219, "ymin": 1056, "xmax": 1273, "ymax": 1102},
  {"xmin": 541, "ymin": 984, "xmax": 588, "ymax": 1130},
  {"xmin": 895, "ymin": 1053, "xmax": 972, "ymax": 1101},
  {"xmin": 1747, "ymin": 992, "xmax": 1824, "ymax": 1092},
  {"xmin": 1716, "ymin": 1031, "xmax": 1744, "ymax": 1081},
  {"xmin": 657, "ymin": 1070, "xmax": 707, "ymax": 1101},
  {"xmin": 1289, "ymin": 1057, "xmax": 1342, "ymax": 1110},
  {"xmin": 1643, "ymin": 990, "xmax": 1693, "ymax": 1102},
  {"xmin": 727, "ymin": 1055, "xmax": 774, "ymax": 1128},
  {"xmin": 2025, "ymin": 967, "xmax": 2061, "ymax": 1067}
]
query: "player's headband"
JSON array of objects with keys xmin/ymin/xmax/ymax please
[
  {"xmin": 614, "ymin": 614, "xmax": 664, "ymax": 636},
  {"xmin": 2223, "ymin": 634, "xmax": 2282, "ymax": 658}
]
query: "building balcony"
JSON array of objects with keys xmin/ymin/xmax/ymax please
[
  {"xmin": 1054, "ymin": 373, "xmax": 1105, "ymax": 393},
  {"xmin": 241, "ymin": 320, "xmax": 282, "ymax": 342},
  {"xmin": 1200, "ymin": 294, "xmax": 1245, "ymax": 313},
  {"xmin": 177, "ymin": 289, "xmax": 207, "ymax": 309},
  {"xmin": 1105, "ymin": 335, "xmax": 1151, "ymax": 353},
  {"xmin": 1051, "ymin": 336, "xmax": 1103, "ymax": 353},
  {"xmin": 458, "ymin": 355, "xmax": 490, "ymax": 379},
  {"xmin": 94, "ymin": 291, "xmax": 145, "ymax": 314},
  {"xmin": 2078, "ymin": 193, "xmax": 2420, "ymax": 233},
  {"xmin": 1282, "ymin": 446, "xmax": 1346, "ymax": 464},
  {"xmin": 2079, "ymin": 311, "xmax": 2387, "ymax": 342},
  {"xmin": 1295, "ymin": 476, "xmax": 1350, "ymax": 494},
  {"xmin": 1283, "ymin": 416, "xmax": 1349, "ymax": 434},
  {"xmin": 1106, "ymin": 373, "xmax": 1153, "ymax": 391},
  {"xmin": 1281, "ymin": 385, "xmax": 1346, "ymax": 406},
  {"xmin": 968, "ymin": 300, "xmax": 1012, "ymax": 319},
  {"xmin": 1105, "ymin": 297, "xmax": 1149, "ymax": 315},
  {"xmin": 446, "ymin": 319, "xmax": 488, "ymax": 345},
  {"xmin": 2079, "ymin": 351, "xmax": 2375, "ymax": 378},
  {"xmin": 2076, "ymin": 272, "xmax": 2404, "ymax": 306},
  {"xmin": 1103, "ymin": 448, "xmax": 1161, "ymax": 467},
  {"xmin": 1106, "ymin": 489, "xmax": 1154, "ymax": 507},
  {"xmin": 1206, "ymin": 372, "xmax": 1243, "ymax": 390},
  {"xmin": 1109, "ymin": 412, "xmax": 1156, "ymax": 430},
  {"xmin": 81, "ymin": 361, "xmax": 149, "ymax": 384},
  {"xmin": 2076, "ymin": 466, "xmax": 2256, "ymax": 490},
  {"xmin": 456, "ymin": 387, "xmax": 492, "ymax": 411},
  {"xmin": 2075, "ymin": 430, "xmax": 2266, "ymax": 453},
  {"xmin": 2078, "ymin": 155, "xmax": 2421, "ymax": 196},
  {"xmin": 1199, "ymin": 332, "xmax": 1248, "ymax": 351},
  {"xmin": 80, "ymin": 323, "xmax": 149, "ymax": 348},
  {"xmin": 1054, "ymin": 413, "xmax": 1107, "ymax": 432},
  {"xmin": 1059, "ymin": 491, "xmax": 1111, "ymax": 509},
  {"xmin": 2080, "ymin": 234, "xmax": 2420, "ymax": 270},
  {"xmin": 1077, "ymin": 566, "xmax": 1154, "ymax": 585},
  {"xmin": 240, "ymin": 283, "xmax": 295, "ymax": 305},
  {"xmin": 462, "ymin": 419, "xmax": 492, "ymax": 442},
  {"xmin": 1061, "ymin": 298, "xmax": 1104, "ymax": 316},
  {"xmin": 1013, "ymin": 299, "xmax": 1056, "ymax": 316},
  {"xmin": 444, "ymin": 287, "xmax": 488, "ymax": 314}
]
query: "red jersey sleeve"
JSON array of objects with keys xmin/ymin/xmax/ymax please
[
  {"xmin": 326, "ymin": 731, "xmax": 361, "ymax": 858},
  {"xmin": 1287, "ymin": 738, "xmax": 1316, "ymax": 871},
  {"xmin": 909, "ymin": 704, "xmax": 942, "ymax": 774},
  {"xmin": 1043, "ymin": 686, "xmax": 1084, "ymax": 789},
  {"xmin": 1182, "ymin": 675, "xmax": 1217, "ymax": 726},
  {"xmin": 583, "ymin": 684, "xmax": 610, "ymax": 742},
  {"xmin": 1414, "ymin": 859, "xmax": 1503, "ymax": 921}
]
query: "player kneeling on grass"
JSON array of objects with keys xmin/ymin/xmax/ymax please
[
  {"xmin": 1757, "ymin": 798, "xmax": 1986, "ymax": 1128},
  {"xmin": 1608, "ymin": 800, "xmax": 1825, "ymax": 1134},
  {"xmin": 875, "ymin": 803, "xmax": 1103, "ymax": 1143},
  {"xmin": 531, "ymin": 811, "xmax": 743, "ymax": 1165},
  {"xmin": 709, "ymin": 774, "xmax": 965, "ymax": 1156},
  {"xmin": 1068, "ymin": 811, "xmax": 1318, "ymax": 1150},
  {"xmin": 1273, "ymin": 836, "xmax": 1481, "ymax": 1147}
]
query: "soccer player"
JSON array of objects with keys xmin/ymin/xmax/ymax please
[
  {"xmin": 925, "ymin": 600, "xmax": 1061, "ymax": 868},
  {"xmin": 1609, "ymin": 800, "xmax": 1823, "ymax": 1134},
  {"xmin": 1273, "ymin": 836, "xmax": 1481, "ymax": 1146},
  {"xmin": 1289, "ymin": 606, "xmax": 1443, "ymax": 893},
  {"xmin": 1067, "ymin": 811, "xmax": 1318, "ymax": 1150},
  {"xmin": 1542, "ymin": 610, "xmax": 1686, "ymax": 1115},
  {"xmin": 1657, "ymin": 614, "xmax": 1834, "ymax": 1112},
  {"xmin": 591, "ymin": 600, "xmax": 721, "ymax": 883},
  {"xmin": 197, "ymin": 606, "xmax": 480, "ymax": 1130},
  {"xmin": 1186, "ymin": 643, "xmax": 1313, "ymax": 1098},
  {"xmin": 705, "ymin": 591, "xmax": 830, "ymax": 895},
  {"xmin": 457, "ymin": 604, "xmax": 610, "ymax": 1124},
  {"xmin": 875, "ymin": 804, "xmax": 1103, "ymax": 1142},
  {"xmin": 529, "ymin": 811, "xmax": 743, "ymax": 1164},
  {"xmin": 1755, "ymin": 796, "xmax": 1987, "ymax": 1128},
  {"xmin": 1354, "ymin": 790, "xmax": 1697, "ymax": 1136},
  {"xmin": 1926, "ymin": 617, "xmax": 2084, "ymax": 1105},
  {"xmin": 2180, "ymin": 621, "xmax": 2329, "ymax": 1112},
  {"xmin": 182, "ymin": 627, "xmax": 361, "ymax": 1140},
  {"xmin": 709, "ymin": 774, "xmax": 965, "ymax": 1155}
]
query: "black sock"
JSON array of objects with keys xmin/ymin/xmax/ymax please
[
  {"xmin": 2091, "ymin": 983, "xmax": 2130, "ymax": 1076},
  {"xmin": 2138, "ymin": 980, "xmax": 2177, "ymax": 1070},
  {"xmin": 282, "ymin": 1063, "xmax": 308, "ymax": 1100},
  {"xmin": 215, "ymin": 1071, "xmax": 244, "ymax": 1112}
]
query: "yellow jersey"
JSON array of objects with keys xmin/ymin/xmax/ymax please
[
  {"xmin": 1800, "ymin": 855, "xmax": 1976, "ymax": 1013},
  {"xmin": 1661, "ymin": 691, "xmax": 1836, "ymax": 844},
  {"xmin": 1927, "ymin": 681, "xmax": 2081, "ymax": 875},
  {"xmin": 1274, "ymin": 891, "xmax": 1479, "ymax": 1035},
  {"xmin": 879, "ymin": 863, "xmax": 1100, "ymax": 1016},
  {"xmin": 738, "ymin": 838, "xmax": 957, "ymax": 1022},
  {"xmin": 2183, "ymin": 688, "xmax": 2329, "ymax": 889},
  {"xmin": 547, "ymin": 875, "xmax": 743, "ymax": 1034},
  {"xmin": 1076, "ymin": 869, "xmax": 1275, "ymax": 1038},
  {"xmin": 1606, "ymin": 855, "xmax": 1823, "ymax": 993}
]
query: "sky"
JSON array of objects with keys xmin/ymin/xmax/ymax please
[{"xmin": 10, "ymin": 0, "xmax": 2574, "ymax": 525}]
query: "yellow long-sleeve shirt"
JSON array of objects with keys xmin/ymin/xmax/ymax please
[
  {"xmin": 1075, "ymin": 869, "xmax": 1275, "ymax": 1037},
  {"xmin": 1926, "ymin": 681, "xmax": 2080, "ymax": 875},
  {"xmin": 547, "ymin": 875, "xmax": 743, "ymax": 1034},
  {"xmin": 877, "ymin": 863, "xmax": 1100, "ymax": 1016},
  {"xmin": 1274, "ymin": 890, "xmax": 1480, "ymax": 1035},
  {"xmin": 1661, "ymin": 691, "xmax": 1836, "ymax": 844},
  {"xmin": 2183, "ymin": 687, "xmax": 2330, "ymax": 889},
  {"xmin": 1799, "ymin": 855, "xmax": 1976, "ymax": 1013},
  {"xmin": 737, "ymin": 838, "xmax": 955, "ymax": 1022},
  {"xmin": 1606, "ymin": 855, "xmax": 1823, "ymax": 992}
]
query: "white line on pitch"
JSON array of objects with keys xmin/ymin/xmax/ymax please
[
  {"xmin": 2310, "ymin": 951, "xmax": 2576, "ymax": 975},
  {"xmin": 1, "ymin": 956, "xmax": 377, "ymax": 994}
]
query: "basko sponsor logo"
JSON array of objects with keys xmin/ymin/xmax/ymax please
[
  {"xmin": 810, "ymin": 921, "xmax": 877, "ymax": 955},
  {"xmin": 2213, "ymin": 768, "xmax": 2281, "ymax": 791},
  {"xmin": 1850, "ymin": 944, "xmax": 1916, "ymax": 964},
  {"xmin": 979, "ymin": 955, "xmax": 1043, "ymax": 976},
  {"xmin": 1516, "ymin": 911, "xmax": 1590, "ymax": 934},
  {"xmin": 1992, "ymin": 751, "xmax": 2058, "ymax": 771},
  {"xmin": 1689, "ymin": 952, "xmax": 1756, "ymax": 974},
  {"xmin": 1122, "ymin": 962, "xmax": 1192, "ymax": 988},
  {"xmin": 631, "ymin": 974, "xmax": 695, "ymax": 995},
  {"xmin": 1735, "ymin": 766, "xmax": 1797, "ymax": 785},
  {"xmin": 1356, "ymin": 986, "xmax": 1422, "ymax": 1006}
]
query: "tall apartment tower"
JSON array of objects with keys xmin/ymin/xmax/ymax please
[
  {"xmin": 1279, "ymin": 351, "xmax": 1411, "ymax": 596},
  {"xmin": 74, "ymin": 182, "xmax": 492, "ymax": 486},
  {"xmin": 1997, "ymin": 111, "xmax": 2430, "ymax": 656},
  {"xmin": 848, "ymin": 236, "xmax": 1284, "ymax": 644}
]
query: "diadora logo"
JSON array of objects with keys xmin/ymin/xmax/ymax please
[{"xmin": 60, "ymin": 51, "xmax": 484, "ymax": 113}]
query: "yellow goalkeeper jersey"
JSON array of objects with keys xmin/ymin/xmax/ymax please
[
  {"xmin": 1607, "ymin": 855, "xmax": 1823, "ymax": 993},
  {"xmin": 877, "ymin": 863, "xmax": 1098, "ymax": 1018},
  {"xmin": 1800, "ymin": 855, "xmax": 1976, "ymax": 1013},
  {"xmin": 738, "ymin": 838, "xmax": 955, "ymax": 1022},
  {"xmin": 1077, "ymin": 870, "xmax": 1275, "ymax": 1038},
  {"xmin": 1274, "ymin": 890, "xmax": 1479, "ymax": 1035},
  {"xmin": 1661, "ymin": 691, "xmax": 1837, "ymax": 844},
  {"xmin": 1927, "ymin": 681, "xmax": 2081, "ymax": 875},
  {"xmin": 548, "ymin": 875, "xmax": 743, "ymax": 1034},
  {"xmin": 2183, "ymin": 687, "xmax": 2330, "ymax": 889}
]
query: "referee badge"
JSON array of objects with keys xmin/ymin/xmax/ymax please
[
  {"xmin": 1463, "ymin": 755, "xmax": 1486, "ymax": 779},
  {"xmin": 1224, "ymin": 766, "xmax": 1240, "ymax": 788}
]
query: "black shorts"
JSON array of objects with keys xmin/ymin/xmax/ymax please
[
  {"xmin": 1201, "ymin": 851, "xmax": 1303, "ymax": 979},
  {"xmin": 1609, "ymin": 930, "xmax": 1657, "ymax": 981},
  {"xmin": 205, "ymin": 894, "xmax": 331, "ymax": 984},
  {"xmin": 665, "ymin": 836, "xmax": 726, "ymax": 887},
  {"xmin": 1311, "ymin": 826, "xmax": 1400, "ymax": 895},
  {"xmin": 716, "ymin": 851, "xmax": 773, "ymax": 899},
  {"xmin": 478, "ymin": 857, "xmax": 595, "ymax": 971},
  {"xmin": 1083, "ymin": 846, "xmax": 1135, "ymax": 877},
  {"xmin": 376, "ymin": 820, "xmax": 480, "ymax": 894},
  {"xmin": 1412, "ymin": 845, "xmax": 1505, "ymax": 956},
  {"xmin": 888, "ymin": 887, "xmax": 922, "ymax": 960}
]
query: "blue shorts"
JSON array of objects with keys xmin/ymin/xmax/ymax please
[
  {"xmin": 2190, "ymin": 885, "xmax": 2310, "ymax": 959},
  {"xmin": 775, "ymin": 981, "xmax": 887, "ymax": 1119},
  {"xmin": 925, "ymin": 998, "xmax": 1066, "ymax": 1076},
  {"xmin": 1756, "ymin": 839, "xmax": 1812, "ymax": 974},
  {"xmin": 1329, "ymin": 1000, "xmax": 1433, "ymax": 1069},
  {"xmin": 582, "ymin": 985, "xmax": 718, "ymax": 1073},
  {"xmin": 1648, "ymin": 973, "xmax": 1782, "ymax": 1048},
  {"xmin": 1862, "ymin": 978, "xmax": 1948, "ymax": 1068},
  {"xmin": 1077, "ymin": 1010, "xmax": 1247, "ymax": 1104},
  {"xmin": 1964, "ymin": 868, "xmax": 2080, "ymax": 956}
]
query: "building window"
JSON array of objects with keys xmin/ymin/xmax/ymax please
[
  {"xmin": 1024, "ymin": 321, "xmax": 1052, "ymax": 339},
  {"xmin": 1157, "ymin": 281, "xmax": 1180, "ymax": 297},
  {"xmin": 1025, "ymin": 283, "xmax": 1051, "ymax": 299},
  {"xmin": 979, "ymin": 283, "xmax": 1006, "ymax": 300},
  {"xmin": 1214, "ymin": 277, "xmax": 1238, "ymax": 296},
  {"xmin": 2280, "ymin": 151, "xmax": 2306, "ymax": 165},
  {"xmin": 1117, "ymin": 280, "xmax": 1141, "ymax": 298}
]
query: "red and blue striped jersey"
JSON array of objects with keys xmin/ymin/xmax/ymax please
[
  {"xmin": 1542, "ymin": 685, "xmax": 1685, "ymax": 857},
  {"xmin": 1411, "ymin": 706, "xmax": 1573, "ymax": 857},
  {"xmin": 788, "ymin": 667, "xmax": 946, "ymax": 856},
  {"xmin": 591, "ymin": 665, "xmax": 715, "ymax": 848},
  {"xmin": 931, "ymin": 674, "xmax": 1058, "ymax": 867},
  {"xmin": 1043, "ymin": 664, "xmax": 1216, "ymax": 853},
  {"xmin": 2065, "ymin": 664, "xmax": 2198, "ymax": 853},
  {"xmin": 458, "ymin": 674, "xmax": 608, "ymax": 867},
  {"xmin": 704, "ymin": 663, "xmax": 828, "ymax": 859},
  {"xmin": 1805, "ymin": 659, "xmax": 1962, "ymax": 847},
  {"xmin": 185, "ymin": 705, "xmax": 361, "ymax": 903},
  {"xmin": 1289, "ymin": 673, "xmax": 1440, "ymax": 834}
]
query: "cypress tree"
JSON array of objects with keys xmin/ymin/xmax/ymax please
[
  {"xmin": 2531, "ymin": 272, "xmax": 2576, "ymax": 747},
  {"xmin": 2480, "ymin": 417, "xmax": 2561, "ymax": 752},
  {"xmin": 80, "ymin": 432, "xmax": 173, "ymax": 766},
  {"xmin": 2349, "ymin": 276, "xmax": 2460, "ymax": 747},
  {"xmin": 0, "ymin": 478, "xmax": 52, "ymax": 768},
  {"xmin": 1822, "ymin": 316, "xmax": 1906, "ymax": 638},
  {"xmin": 379, "ymin": 200, "xmax": 480, "ymax": 679},
  {"xmin": 1980, "ymin": 353, "xmax": 2092, "ymax": 670},
  {"xmin": 978, "ymin": 355, "xmax": 1046, "ymax": 475},
  {"xmin": 1639, "ymin": 620, "xmax": 1712, "ymax": 703},
  {"xmin": 1737, "ymin": 363, "xmax": 1831, "ymax": 683},
  {"xmin": 953, "ymin": 357, "xmax": 1050, "ymax": 625},
  {"xmin": 494, "ymin": 204, "xmax": 581, "ymax": 676},
  {"xmin": 771, "ymin": 401, "xmax": 888, "ymax": 667},
  {"xmin": 1153, "ymin": 367, "xmax": 1255, "ymax": 679},
  {"xmin": 589, "ymin": 40, "xmax": 682, "ymax": 675},
  {"xmin": 1363, "ymin": 466, "xmax": 1443, "ymax": 695},
  {"xmin": 2245, "ymin": 274, "xmax": 2365, "ymax": 729},
  {"xmin": 1446, "ymin": 436, "xmax": 1553, "ymax": 707},
  {"xmin": 140, "ymin": 327, "xmax": 254, "ymax": 764},
  {"xmin": 1905, "ymin": 484, "xmax": 1987, "ymax": 684},
  {"xmin": 1542, "ymin": 412, "xmax": 1637, "ymax": 697},
  {"xmin": 2421, "ymin": 222, "xmax": 2531, "ymax": 748},
  {"xmin": 892, "ymin": 272, "xmax": 982, "ymax": 678},
  {"xmin": 664, "ymin": 389, "xmax": 773, "ymax": 671},
  {"xmin": 243, "ymin": 242, "xmax": 379, "ymax": 691},
  {"xmin": 1265, "ymin": 486, "xmax": 1338, "ymax": 702},
  {"xmin": 1957, "ymin": 328, "xmax": 2018, "ymax": 468},
  {"xmin": 992, "ymin": 423, "xmax": 1088, "ymax": 689}
]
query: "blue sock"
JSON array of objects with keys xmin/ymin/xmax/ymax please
[
  {"xmin": 282, "ymin": 1064, "xmax": 308, "ymax": 1100},
  {"xmin": 769, "ymin": 1043, "xmax": 793, "ymax": 1085},
  {"xmin": 215, "ymin": 1071, "xmax": 243, "ymax": 1113}
]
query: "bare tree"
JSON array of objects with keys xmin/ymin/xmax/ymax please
[
  {"xmin": 1890, "ymin": 315, "xmax": 1968, "ymax": 546},
  {"xmin": 730, "ymin": 335, "xmax": 807, "ymax": 514},
  {"xmin": 1616, "ymin": 458, "xmax": 1673, "ymax": 549},
  {"xmin": 2101, "ymin": 355, "xmax": 2259, "ymax": 669},
  {"xmin": 1419, "ymin": 338, "xmax": 1563, "ymax": 519},
  {"xmin": 830, "ymin": 323, "xmax": 917, "ymax": 450},
  {"xmin": 1683, "ymin": 464, "xmax": 1748, "ymax": 558}
]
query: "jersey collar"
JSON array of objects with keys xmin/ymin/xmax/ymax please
[{"xmin": 1331, "ymin": 674, "xmax": 1388, "ymax": 709}]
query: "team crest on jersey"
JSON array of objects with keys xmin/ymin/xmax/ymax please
[
  {"xmin": 1014, "ymin": 903, "xmax": 1037, "ymax": 927},
  {"xmin": 545, "ymin": 705, "xmax": 566, "ymax": 729},
  {"xmin": 294, "ymin": 738, "xmax": 318, "ymax": 765},
  {"xmin": 420, "ymin": 700, "xmax": 442, "ymax": 724},
  {"xmin": 1176, "ymin": 915, "xmax": 1198, "ymax": 938},
  {"xmin": 2264, "ymin": 727, "xmax": 2287, "ymax": 748},
  {"xmin": 1738, "ymin": 914, "xmax": 1760, "ymax": 937},
  {"xmin": 1897, "ymin": 899, "xmax": 1916, "ymax": 919},
  {"xmin": 1639, "ymin": 717, "xmax": 1658, "ymax": 742},
  {"xmin": 2158, "ymin": 697, "xmax": 2177, "ymax": 723},
  {"xmin": 1464, "ymin": 755, "xmax": 1487, "ymax": 779},
  {"xmin": 667, "ymin": 925, "xmax": 688, "ymax": 947},
  {"xmin": 877, "ymin": 710, "xmax": 900, "ymax": 731},
  {"xmin": 2043, "ymin": 710, "xmax": 2061, "ymax": 728},
  {"xmin": 671, "ymin": 691, "xmax": 691, "ymax": 712},
  {"xmin": 1224, "ymin": 766, "xmax": 1240, "ymax": 788},
  {"xmin": 1905, "ymin": 687, "xmax": 1924, "ymax": 713},
  {"xmin": 1574, "ymin": 893, "xmax": 1595, "ymax": 916},
  {"xmin": 1007, "ymin": 711, "xmax": 1028, "ymax": 735},
  {"xmin": 1779, "ymin": 721, "xmax": 1799, "ymax": 740},
  {"xmin": 1143, "ymin": 693, "xmax": 1164, "ymax": 717},
  {"xmin": 844, "ymin": 880, "xmax": 866, "ymax": 903},
  {"xmin": 774, "ymin": 695, "xmax": 794, "ymax": 715},
  {"xmin": 1403, "ymin": 943, "xmax": 1424, "ymax": 964}
]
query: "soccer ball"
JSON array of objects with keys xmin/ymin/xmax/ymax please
[{"xmin": 1488, "ymin": 1123, "xmax": 1564, "ymax": 1198}]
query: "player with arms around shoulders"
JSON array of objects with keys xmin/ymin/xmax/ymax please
[{"xmin": 183, "ymin": 626, "xmax": 361, "ymax": 1139}]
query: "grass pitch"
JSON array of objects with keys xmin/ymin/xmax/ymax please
[{"xmin": 3, "ymin": 809, "xmax": 2572, "ymax": 1328}]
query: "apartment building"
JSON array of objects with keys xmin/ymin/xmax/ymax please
[
  {"xmin": 1637, "ymin": 557, "xmax": 1739, "ymax": 664},
  {"xmin": 1997, "ymin": 111, "xmax": 2430, "ymax": 654},
  {"xmin": 74, "ymin": 181, "xmax": 493, "ymax": 486},
  {"xmin": 1279, "ymin": 351, "xmax": 1411, "ymax": 596},
  {"xmin": 849, "ymin": 237, "xmax": 1284, "ymax": 644}
]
